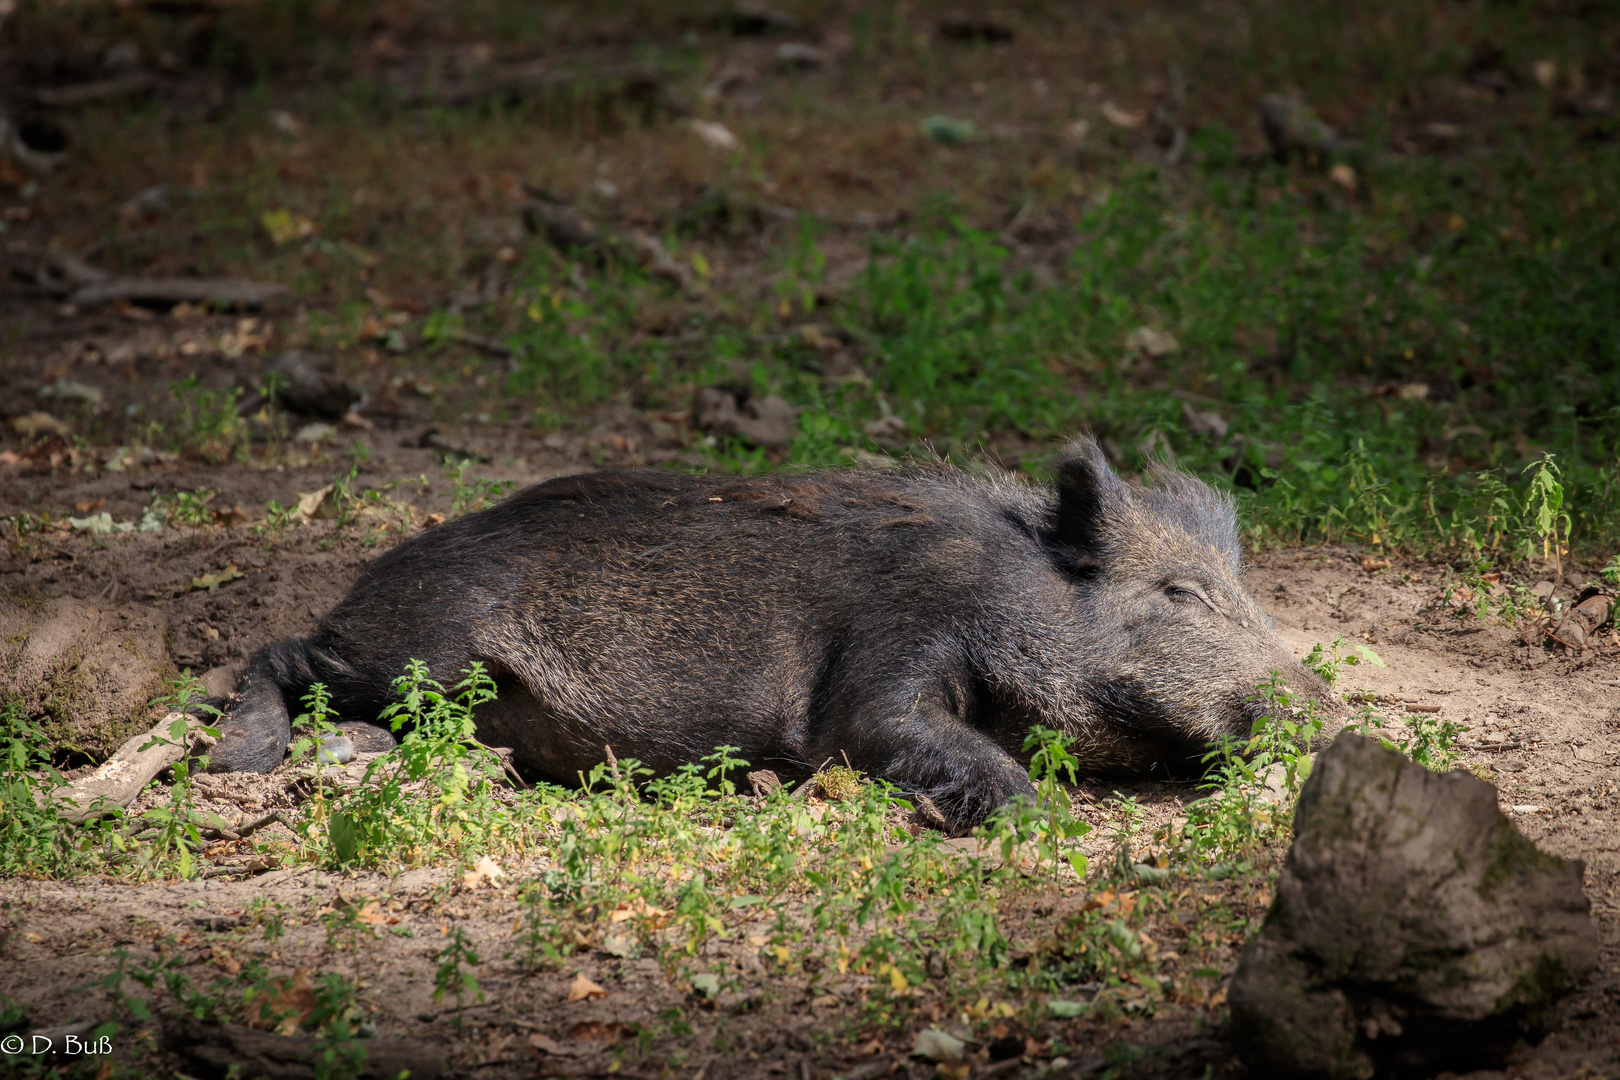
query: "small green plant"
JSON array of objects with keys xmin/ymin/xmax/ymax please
[
  {"xmin": 0, "ymin": 693, "xmax": 93, "ymax": 877},
  {"xmin": 1599, "ymin": 554, "xmax": 1619, "ymax": 589},
  {"xmin": 288, "ymin": 682, "xmax": 343, "ymax": 766},
  {"xmin": 130, "ymin": 677, "xmax": 221, "ymax": 879},
  {"xmin": 432, "ymin": 925, "xmax": 484, "ymax": 1031},
  {"xmin": 1382, "ymin": 712, "xmax": 1467, "ymax": 773},
  {"xmin": 140, "ymin": 487, "xmax": 218, "ymax": 530},
  {"xmin": 1021, "ymin": 725, "xmax": 1094, "ymax": 878},
  {"xmin": 306, "ymin": 974, "xmax": 372, "ymax": 1080},
  {"xmin": 1523, "ymin": 453, "xmax": 1571, "ymax": 574},
  {"xmin": 1181, "ymin": 669, "xmax": 1326, "ymax": 861},
  {"xmin": 172, "ymin": 488, "xmax": 217, "ymax": 527},
  {"xmin": 315, "ymin": 661, "xmax": 505, "ymax": 868},
  {"xmin": 1302, "ymin": 635, "xmax": 1385, "ymax": 687},
  {"xmin": 170, "ymin": 375, "xmax": 250, "ymax": 465},
  {"xmin": 266, "ymin": 499, "xmax": 298, "ymax": 531},
  {"xmin": 447, "ymin": 460, "xmax": 515, "ymax": 516}
]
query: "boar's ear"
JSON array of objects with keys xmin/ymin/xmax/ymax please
[{"xmin": 1053, "ymin": 438, "xmax": 1124, "ymax": 563}]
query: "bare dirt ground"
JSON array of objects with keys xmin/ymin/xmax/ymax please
[{"xmin": 2, "ymin": 451, "xmax": 1617, "ymax": 1080}]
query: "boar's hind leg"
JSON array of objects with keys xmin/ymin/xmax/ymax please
[
  {"xmin": 207, "ymin": 664, "xmax": 291, "ymax": 773},
  {"xmin": 208, "ymin": 637, "xmax": 348, "ymax": 773},
  {"xmin": 843, "ymin": 710, "xmax": 1035, "ymax": 836}
]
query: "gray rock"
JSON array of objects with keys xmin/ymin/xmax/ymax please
[
  {"xmin": 0, "ymin": 596, "xmax": 176, "ymax": 760},
  {"xmin": 1259, "ymin": 94, "xmax": 1358, "ymax": 162},
  {"xmin": 267, "ymin": 350, "xmax": 359, "ymax": 419},
  {"xmin": 1231, "ymin": 733, "xmax": 1596, "ymax": 1079},
  {"xmin": 694, "ymin": 387, "xmax": 800, "ymax": 449}
]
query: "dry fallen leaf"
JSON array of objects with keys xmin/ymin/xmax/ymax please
[
  {"xmin": 688, "ymin": 119, "xmax": 739, "ymax": 150},
  {"xmin": 255, "ymin": 969, "xmax": 317, "ymax": 1035},
  {"xmin": 528, "ymin": 1033, "xmax": 583, "ymax": 1056},
  {"xmin": 608, "ymin": 899, "xmax": 670, "ymax": 924},
  {"xmin": 1329, "ymin": 163, "xmax": 1357, "ymax": 192},
  {"xmin": 568, "ymin": 1020, "xmax": 629, "ymax": 1043},
  {"xmin": 191, "ymin": 565, "xmax": 245, "ymax": 592},
  {"xmin": 462, "ymin": 854, "xmax": 505, "ymax": 890},
  {"xmin": 566, "ymin": 973, "xmax": 609, "ymax": 1002},
  {"xmin": 261, "ymin": 208, "xmax": 317, "ymax": 245},
  {"xmin": 355, "ymin": 901, "xmax": 396, "ymax": 926},
  {"xmin": 293, "ymin": 484, "xmax": 338, "ymax": 522},
  {"xmin": 1101, "ymin": 101, "xmax": 1145, "ymax": 129},
  {"xmin": 1125, "ymin": 326, "xmax": 1179, "ymax": 357}
]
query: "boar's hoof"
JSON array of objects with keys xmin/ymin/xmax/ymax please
[{"xmin": 1230, "ymin": 733, "xmax": 1597, "ymax": 1079}]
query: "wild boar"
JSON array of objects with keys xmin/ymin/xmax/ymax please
[{"xmin": 208, "ymin": 438, "xmax": 1333, "ymax": 832}]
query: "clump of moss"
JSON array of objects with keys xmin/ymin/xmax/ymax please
[{"xmin": 812, "ymin": 764, "xmax": 864, "ymax": 802}]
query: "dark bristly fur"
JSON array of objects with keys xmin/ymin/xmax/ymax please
[{"xmin": 208, "ymin": 437, "xmax": 1334, "ymax": 833}]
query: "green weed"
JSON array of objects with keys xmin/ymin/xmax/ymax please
[
  {"xmin": 447, "ymin": 460, "xmax": 516, "ymax": 516},
  {"xmin": 1302, "ymin": 635, "xmax": 1385, "ymax": 688},
  {"xmin": 142, "ymin": 488, "xmax": 219, "ymax": 530},
  {"xmin": 168, "ymin": 376, "xmax": 250, "ymax": 465},
  {"xmin": 0, "ymin": 693, "xmax": 88, "ymax": 876},
  {"xmin": 432, "ymin": 926, "xmax": 484, "ymax": 1032}
]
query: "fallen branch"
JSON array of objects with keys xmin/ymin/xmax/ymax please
[
  {"xmin": 34, "ymin": 72, "xmax": 158, "ymax": 107},
  {"xmin": 70, "ymin": 277, "xmax": 287, "ymax": 310},
  {"xmin": 52, "ymin": 712, "xmax": 205, "ymax": 822},
  {"xmin": 232, "ymin": 809, "xmax": 295, "ymax": 840},
  {"xmin": 439, "ymin": 328, "xmax": 512, "ymax": 359},
  {"xmin": 165, "ymin": 1017, "xmax": 447, "ymax": 1080}
]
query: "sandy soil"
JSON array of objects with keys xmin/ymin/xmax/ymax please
[{"xmin": 2, "ymin": 456, "xmax": 1618, "ymax": 1080}]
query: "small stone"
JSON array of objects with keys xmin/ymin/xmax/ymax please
[
  {"xmin": 911, "ymin": 1028, "xmax": 965, "ymax": 1063},
  {"xmin": 268, "ymin": 349, "xmax": 360, "ymax": 419},
  {"xmin": 9, "ymin": 411, "xmax": 70, "ymax": 439},
  {"xmin": 1230, "ymin": 733, "xmax": 1597, "ymax": 1079},
  {"xmin": 1125, "ymin": 326, "xmax": 1179, "ymax": 357},
  {"xmin": 775, "ymin": 42, "xmax": 826, "ymax": 69},
  {"xmin": 1259, "ymin": 94, "xmax": 1354, "ymax": 161}
]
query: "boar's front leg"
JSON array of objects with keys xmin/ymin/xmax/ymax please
[{"xmin": 826, "ymin": 684, "xmax": 1036, "ymax": 835}]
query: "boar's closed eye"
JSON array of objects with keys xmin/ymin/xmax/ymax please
[{"xmin": 1165, "ymin": 582, "xmax": 1216, "ymax": 612}]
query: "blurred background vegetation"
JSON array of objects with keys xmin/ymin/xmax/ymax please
[{"xmin": 2, "ymin": 0, "xmax": 1616, "ymax": 565}]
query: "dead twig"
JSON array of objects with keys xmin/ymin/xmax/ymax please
[
  {"xmin": 166, "ymin": 1017, "xmax": 446, "ymax": 1079},
  {"xmin": 69, "ymin": 277, "xmax": 287, "ymax": 310},
  {"xmin": 440, "ymin": 328, "xmax": 512, "ymax": 359},
  {"xmin": 34, "ymin": 72, "xmax": 157, "ymax": 107}
]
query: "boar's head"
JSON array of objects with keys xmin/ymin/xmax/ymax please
[{"xmin": 1050, "ymin": 439, "xmax": 1340, "ymax": 775}]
